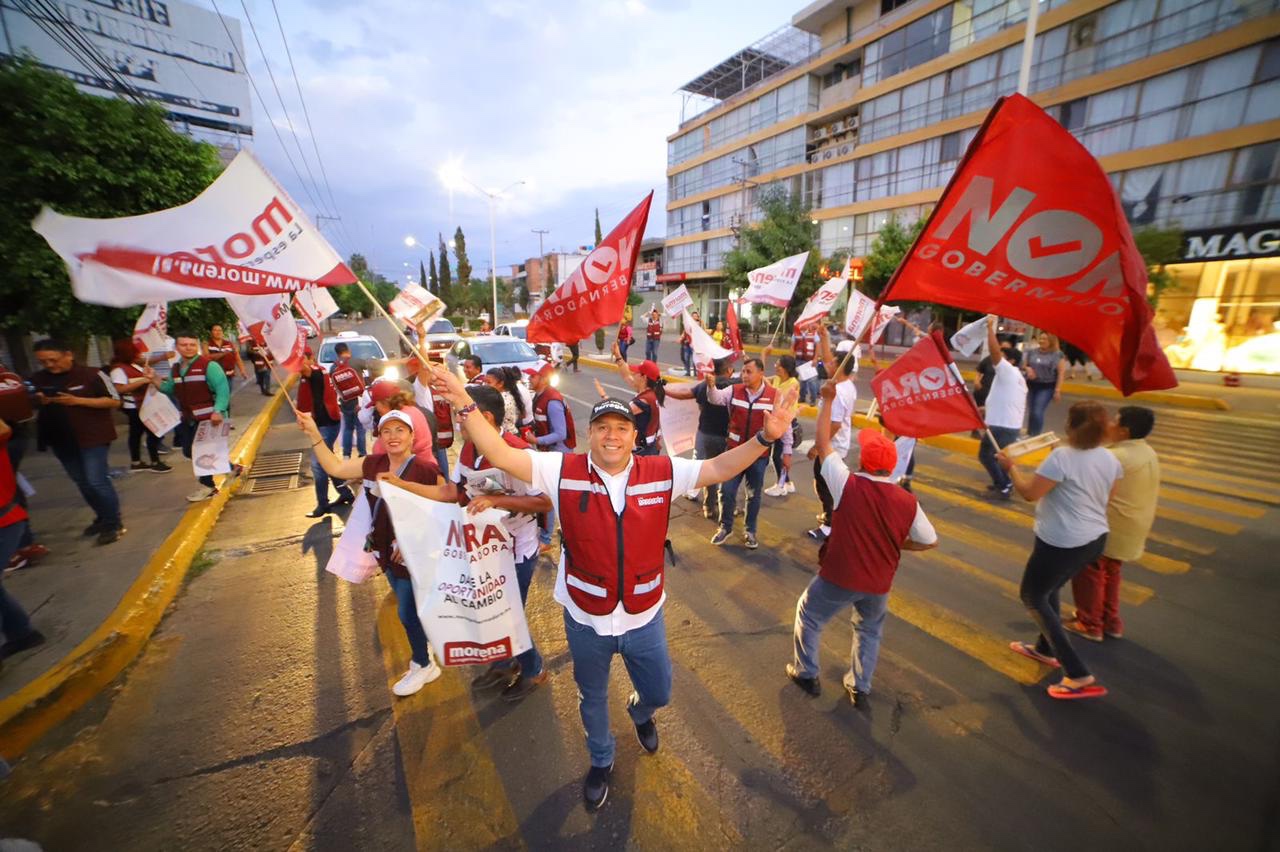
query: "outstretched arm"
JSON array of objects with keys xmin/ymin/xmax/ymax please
[
  {"xmin": 298, "ymin": 412, "xmax": 365, "ymax": 480},
  {"xmin": 815, "ymin": 380, "xmax": 835, "ymax": 460},
  {"xmin": 428, "ymin": 362, "xmax": 532, "ymax": 483},
  {"xmin": 695, "ymin": 387, "xmax": 798, "ymax": 488}
]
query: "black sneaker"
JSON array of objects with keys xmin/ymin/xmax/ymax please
[
  {"xmin": 83, "ymin": 520, "xmax": 106, "ymax": 537},
  {"xmin": 97, "ymin": 526, "xmax": 126, "ymax": 546},
  {"xmin": 149, "ymin": 461, "xmax": 173, "ymax": 473},
  {"xmin": 786, "ymin": 663, "xmax": 821, "ymax": 697},
  {"xmin": 635, "ymin": 718, "xmax": 659, "ymax": 754},
  {"xmin": 472, "ymin": 662, "xmax": 519, "ymax": 690},
  {"xmin": 305, "ymin": 506, "xmax": 331, "ymax": 519},
  {"xmin": 1, "ymin": 630, "xmax": 46, "ymax": 659},
  {"xmin": 805, "ymin": 527, "xmax": 828, "ymax": 542},
  {"xmin": 334, "ymin": 491, "xmax": 356, "ymax": 506},
  {"xmin": 129, "ymin": 461, "xmax": 151, "ymax": 473},
  {"xmin": 583, "ymin": 763, "xmax": 613, "ymax": 811},
  {"xmin": 502, "ymin": 669, "xmax": 548, "ymax": 703},
  {"xmin": 842, "ymin": 673, "xmax": 870, "ymax": 711}
]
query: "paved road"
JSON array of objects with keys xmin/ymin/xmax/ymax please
[{"xmin": 2, "ymin": 321, "xmax": 1277, "ymax": 850}]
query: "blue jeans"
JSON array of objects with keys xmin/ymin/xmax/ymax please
[
  {"xmin": 718, "ymin": 454, "xmax": 768, "ymax": 535},
  {"xmin": 311, "ymin": 423, "xmax": 353, "ymax": 509},
  {"xmin": 978, "ymin": 425, "xmax": 1021, "ymax": 491},
  {"xmin": 618, "ymin": 340, "xmax": 630, "ymax": 361},
  {"xmin": 512, "ymin": 554, "xmax": 544, "ymax": 676},
  {"xmin": 50, "ymin": 442, "xmax": 121, "ymax": 529},
  {"xmin": 433, "ymin": 447, "xmax": 449, "ymax": 480},
  {"xmin": 0, "ymin": 523, "xmax": 34, "ymax": 642},
  {"xmin": 680, "ymin": 344, "xmax": 693, "ymax": 375},
  {"xmin": 340, "ymin": 405, "xmax": 366, "ymax": 457},
  {"xmin": 695, "ymin": 430, "xmax": 727, "ymax": 519},
  {"xmin": 176, "ymin": 420, "xmax": 215, "ymax": 489},
  {"xmin": 792, "ymin": 575, "xmax": 889, "ymax": 693},
  {"xmin": 798, "ymin": 365, "xmax": 819, "ymax": 404},
  {"xmin": 645, "ymin": 340, "xmax": 659, "ymax": 362},
  {"xmin": 563, "ymin": 606, "xmax": 671, "ymax": 768},
  {"xmin": 1026, "ymin": 384, "xmax": 1055, "ymax": 436},
  {"xmin": 387, "ymin": 572, "xmax": 431, "ymax": 666}
]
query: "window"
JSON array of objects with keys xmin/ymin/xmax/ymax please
[
  {"xmin": 940, "ymin": 131, "xmax": 962, "ymax": 162},
  {"xmin": 1259, "ymin": 39, "xmax": 1280, "ymax": 83},
  {"xmin": 882, "ymin": 0, "xmax": 915, "ymax": 14},
  {"xmin": 1059, "ymin": 97, "xmax": 1088, "ymax": 130}
]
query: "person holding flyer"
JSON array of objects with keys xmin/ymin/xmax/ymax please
[
  {"xmin": 792, "ymin": 326, "xmax": 820, "ymax": 405},
  {"xmin": 156, "ymin": 332, "xmax": 231, "ymax": 503},
  {"xmin": 108, "ymin": 340, "xmax": 170, "ymax": 474},
  {"xmin": 426, "ymin": 360, "xmax": 799, "ymax": 811},
  {"xmin": 760, "ymin": 346, "xmax": 800, "ymax": 498},
  {"xmin": 298, "ymin": 408, "xmax": 448, "ymax": 697},
  {"xmin": 678, "ymin": 311, "xmax": 699, "ymax": 376},
  {"xmin": 807, "ymin": 326, "xmax": 857, "ymax": 542},
  {"xmin": 297, "ymin": 348, "xmax": 355, "ymax": 518}
]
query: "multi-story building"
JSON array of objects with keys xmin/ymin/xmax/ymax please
[{"xmin": 663, "ymin": 0, "xmax": 1280, "ymax": 373}]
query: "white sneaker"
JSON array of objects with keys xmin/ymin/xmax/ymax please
[
  {"xmin": 764, "ymin": 483, "xmax": 786, "ymax": 497},
  {"xmin": 785, "ymin": 481, "xmax": 796, "ymax": 494},
  {"xmin": 393, "ymin": 659, "xmax": 442, "ymax": 696},
  {"xmin": 684, "ymin": 490, "xmax": 700, "ymax": 501},
  {"xmin": 186, "ymin": 486, "xmax": 217, "ymax": 503}
]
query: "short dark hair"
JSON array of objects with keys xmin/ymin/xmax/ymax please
[
  {"xmin": 172, "ymin": 330, "xmax": 200, "ymax": 342},
  {"xmin": 467, "ymin": 385, "xmax": 506, "ymax": 426},
  {"xmin": 1065, "ymin": 401, "xmax": 1109, "ymax": 449},
  {"xmin": 32, "ymin": 338, "xmax": 69, "ymax": 353},
  {"xmin": 464, "ymin": 355, "xmax": 483, "ymax": 371},
  {"xmin": 334, "ymin": 342, "xmax": 349, "ymax": 355},
  {"xmin": 1117, "ymin": 405, "xmax": 1155, "ymax": 440},
  {"xmin": 777, "ymin": 354, "xmax": 797, "ymax": 378},
  {"xmin": 1004, "ymin": 348, "xmax": 1022, "ymax": 367},
  {"xmin": 744, "ymin": 357, "xmax": 764, "ymax": 371},
  {"xmin": 712, "ymin": 357, "xmax": 732, "ymax": 376}
]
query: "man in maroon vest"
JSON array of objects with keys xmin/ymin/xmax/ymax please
[
  {"xmin": 786, "ymin": 381, "xmax": 938, "ymax": 709},
  {"xmin": 330, "ymin": 342, "xmax": 367, "ymax": 458},
  {"xmin": 427, "ymin": 361, "xmax": 798, "ymax": 811},
  {"xmin": 644, "ymin": 308, "xmax": 662, "ymax": 363},
  {"xmin": 157, "ymin": 332, "xmax": 231, "ymax": 503}
]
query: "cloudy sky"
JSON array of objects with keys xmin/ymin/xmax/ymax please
[{"xmin": 229, "ymin": 0, "xmax": 788, "ymax": 284}]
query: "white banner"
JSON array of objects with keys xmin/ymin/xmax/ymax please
[
  {"xmin": 132, "ymin": 303, "xmax": 168, "ymax": 354},
  {"xmin": 661, "ymin": 284, "xmax": 693, "ymax": 318},
  {"xmin": 742, "ymin": 251, "xmax": 809, "ymax": 308},
  {"xmin": 388, "ymin": 283, "xmax": 446, "ymax": 325},
  {"xmin": 682, "ymin": 309, "xmax": 734, "ymax": 373},
  {"xmin": 32, "ymin": 150, "xmax": 353, "ymax": 307},
  {"xmin": 325, "ymin": 492, "xmax": 380, "ymax": 584},
  {"xmin": 192, "ymin": 420, "xmax": 232, "ymax": 477},
  {"xmin": 381, "ymin": 486, "xmax": 532, "ymax": 667},
  {"xmin": 295, "ymin": 285, "xmax": 339, "ymax": 336},
  {"xmin": 660, "ymin": 396, "xmax": 700, "ymax": 457},
  {"xmin": 139, "ymin": 387, "xmax": 181, "ymax": 438},
  {"xmin": 845, "ymin": 290, "xmax": 898, "ymax": 344},
  {"xmin": 950, "ymin": 315, "xmax": 992, "ymax": 357},
  {"xmin": 891, "ymin": 437, "xmax": 917, "ymax": 483},
  {"xmin": 229, "ymin": 294, "xmax": 306, "ymax": 371},
  {"xmin": 794, "ymin": 277, "xmax": 846, "ymax": 330}
]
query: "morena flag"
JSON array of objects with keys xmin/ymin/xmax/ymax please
[
  {"xmin": 527, "ymin": 193, "xmax": 653, "ymax": 344},
  {"xmin": 871, "ymin": 331, "xmax": 984, "ymax": 439},
  {"xmin": 879, "ymin": 94, "xmax": 1176, "ymax": 395}
]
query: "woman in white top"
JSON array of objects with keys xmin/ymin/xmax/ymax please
[{"xmin": 998, "ymin": 401, "xmax": 1121, "ymax": 700}]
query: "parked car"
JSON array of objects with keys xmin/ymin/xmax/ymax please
[
  {"xmin": 447, "ymin": 336, "xmax": 543, "ymax": 375},
  {"xmin": 316, "ymin": 331, "xmax": 388, "ymax": 382},
  {"xmin": 296, "ymin": 318, "xmax": 318, "ymax": 339},
  {"xmin": 419, "ymin": 318, "xmax": 461, "ymax": 360},
  {"xmin": 493, "ymin": 320, "xmax": 529, "ymax": 340},
  {"xmin": 494, "ymin": 319, "xmax": 567, "ymax": 363}
]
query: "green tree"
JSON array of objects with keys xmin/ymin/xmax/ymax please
[
  {"xmin": 1133, "ymin": 225, "xmax": 1184, "ymax": 307},
  {"xmin": 419, "ymin": 260, "xmax": 428, "ymax": 291},
  {"xmin": 721, "ymin": 186, "xmax": 822, "ymax": 328},
  {"xmin": 438, "ymin": 233, "xmax": 453, "ymax": 307},
  {"xmin": 0, "ymin": 58, "xmax": 226, "ymax": 358},
  {"xmin": 453, "ymin": 226, "xmax": 472, "ymax": 296},
  {"xmin": 594, "ymin": 208, "xmax": 603, "ymax": 245},
  {"xmin": 428, "ymin": 250, "xmax": 438, "ymax": 294},
  {"xmin": 860, "ymin": 217, "xmax": 926, "ymax": 299}
]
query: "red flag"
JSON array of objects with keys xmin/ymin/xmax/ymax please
[
  {"xmin": 879, "ymin": 94, "xmax": 1175, "ymax": 395},
  {"xmin": 871, "ymin": 331, "xmax": 983, "ymax": 438},
  {"xmin": 724, "ymin": 300, "xmax": 743, "ymax": 358},
  {"xmin": 527, "ymin": 193, "xmax": 653, "ymax": 343}
]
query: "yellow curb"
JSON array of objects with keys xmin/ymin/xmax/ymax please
[{"xmin": 0, "ymin": 376, "xmax": 298, "ymax": 761}]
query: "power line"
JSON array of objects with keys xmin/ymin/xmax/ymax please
[{"xmin": 19, "ymin": 0, "xmax": 147, "ymax": 106}]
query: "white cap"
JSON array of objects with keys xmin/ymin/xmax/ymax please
[{"xmin": 377, "ymin": 410, "xmax": 414, "ymax": 431}]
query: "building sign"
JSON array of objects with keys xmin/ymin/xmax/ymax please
[
  {"xmin": 1181, "ymin": 222, "xmax": 1280, "ymax": 262},
  {"xmin": 656, "ymin": 272, "xmax": 687, "ymax": 283}
]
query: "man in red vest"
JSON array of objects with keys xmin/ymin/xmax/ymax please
[
  {"xmin": 786, "ymin": 382, "xmax": 938, "ymax": 708},
  {"xmin": 157, "ymin": 332, "xmax": 231, "ymax": 503},
  {"xmin": 427, "ymin": 361, "xmax": 798, "ymax": 811},
  {"xmin": 297, "ymin": 347, "xmax": 354, "ymax": 517},
  {"xmin": 204, "ymin": 324, "xmax": 248, "ymax": 403},
  {"xmin": 644, "ymin": 308, "xmax": 662, "ymax": 363},
  {"xmin": 330, "ymin": 342, "xmax": 367, "ymax": 458},
  {"xmin": 792, "ymin": 326, "xmax": 819, "ymax": 404}
]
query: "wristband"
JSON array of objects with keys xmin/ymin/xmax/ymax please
[
  {"xmin": 456, "ymin": 403, "xmax": 478, "ymax": 419},
  {"xmin": 755, "ymin": 430, "xmax": 775, "ymax": 447},
  {"xmin": 311, "ymin": 439, "xmax": 323, "ymax": 448}
]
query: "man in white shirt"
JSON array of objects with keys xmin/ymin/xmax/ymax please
[
  {"xmin": 427, "ymin": 362, "xmax": 798, "ymax": 811},
  {"xmin": 807, "ymin": 326, "xmax": 858, "ymax": 541},
  {"xmin": 978, "ymin": 317, "xmax": 1026, "ymax": 500}
]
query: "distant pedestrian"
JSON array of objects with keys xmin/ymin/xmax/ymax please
[
  {"xmin": 603, "ymin": 348, "xmax": 664, "ymax": 456},
  {"xmin": 1024, "ymin": 332, "xmax": 1065, "ymax": 436},
  {"xmin": 108, "ymin": 340, "xmax": 170, "ymax": 474},
  {"xmin": 157, "ymin": 332, "xmax": 230, "ymax": 504},
  {"xmin": 792, "ymin": 325, "xmax": 820, "ymax": 405},
  {"xmin": 485, "ymin": 366, "xmax": 532, "ymax": 439},
  {"xmin": 679, "ymin": 313, "xmax": 696, "ymax": 376},
  {"xmin": 462, "ymin": 355, "xmax": 485, "ymax": 386},
  {"xmin": 664, "ymin": 356, "xmax": 737, "ymax": 522},
  {"xmin": 527, "ymin": 362, "xmax": 576, "ymax": 549},
  {"xmin": 1, "ymin": 418, "xmax": 46, "ymax": 670},
  {"xmin": 978, "ymin": 318, "xmax": 1026, "ymax": 501},
  {"xmin": 29, "ymin": 339, "xmax": 125, "ymax": 545},
  {"xmin": 1068, "ymin": 406, "xmax": 1159, "ymax": 642},
  {"xmin": 249, "ymin": 346, "xmax": 272, "ymax": 395},
  {"xmin": 712, "ymin": 321, "xmax": 725, "ymax": 345},
  {"xmin": 761, "ymin": 346, "xmax": 799, "ymax": 497},
  {"xmin": 788, "ymin": 384, "xmax": 937, "ymax": 706},
  {"xmin": 297, "ymin": 347, "xmax": 355, "ymax": 518},
  {"xmin": 567, "ymin": 340, "xmax": 581, "ymax": 373},
  {"xmin": 329, "ymin": 342, "xmax": 368, "ymax": 458},
  {"xmin": 645, "ymin": 308, "xmax": 662, "ymax": 363},
  {"xmin": 1000, "ymin": 400, "xmax": 1120, "ymax": 700},
  {"xmin": 204, "ymin": 324, "xmax": 248, "ymax": 398},
  {"xmin": 617, "ymin": 323, "xmax": 634, "ymax": 361}
]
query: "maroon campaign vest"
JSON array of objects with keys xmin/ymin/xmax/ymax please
[
  {"xmin": 432, "ymin": 398, "xmax": 455, "ymax": 448},
  {"xmin": 361, "ymin": 453, "xmax": 440, "ymax": 579},
  {"xmin": 819, "ymin": 474, "xmax": 919, "ymax": 595},
  {"xmin": 0, "ymin": 369, "xmax": 33, "ymax": 423},
  {"xmin": 632, "ymin": 388, "xmax": 662, "ymax": 454},
  {"xmin": 792, "ymin": 332, "xmax": 817, "ymax": 362},
  {"xmin": 558, "ymin": 453, "xmax": 673, "ymax": 616},
  {"xmin": 725, "ymin": 383, "xmax": 776, "ymax": 449},
  {"xmin": 647, "ymin": 319, "xmax": 661, "ymax": 340},
  {"xmin": 116, "ymin": 363, "xmax": 148, "ymax": 406},
  {"xmin": 173, "ymin": 356, "xmax": 217, "ymax": 421},
  {"xmin": 330, "ymin": 361, "xmax": 365, "ymax": 402},
  {"xmin": 532, "ymin": 388, "xmax": 577, "ymax": 450},
  {"xmin": 207, "ymin": 340, "xmax": 237, "ymax": 373}
]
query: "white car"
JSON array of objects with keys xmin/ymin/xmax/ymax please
[
  {"xmin": 447, "ymin": 335, "xmax": 544, "ymax": 376},
  {"xmin": 419, "ymin": 318, "xmax": 461, "ymax": 360},
  {"xmin": 316, "ymin": 331, "xmax": 388, "ymax": 381},
  {"xmin": 494, "ymin": 319, "xmax": 566, "ymax": 363}
]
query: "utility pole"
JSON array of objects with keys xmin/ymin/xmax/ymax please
[{"xmin": 532, "ymin": 228, "xmax": 550, "ymax": 301}]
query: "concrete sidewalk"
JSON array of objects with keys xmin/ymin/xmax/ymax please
[{"xmin": 0, "ymin": 376, "xmax": 280, "ymax": 706}]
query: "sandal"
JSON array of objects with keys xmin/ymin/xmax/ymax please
[
  {"xmin": 1047, "ymin": 682, "xmax": 1108, "ymax": 700},
  {"xmin": 1009, "ymin": 641, "xmax": 1060, "ymax": 668}
]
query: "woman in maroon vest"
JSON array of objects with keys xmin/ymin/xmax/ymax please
[
  {"xmin": 108, "ymin": 339, "xmax": 169, "ymax": 474},
  {"xmin": 601, "ymin": 345, "xmax": 664, "ymax": 456},
  {"xmin": 787, "ymin": 381, "xmax": 938, "ymax": 708}
]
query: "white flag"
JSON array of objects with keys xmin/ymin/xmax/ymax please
[
  {"xmin": 950, "ymin": 315, "xmax": 992, "ymax": 357},
  {"xmin": 229, "ymin": 294, "xmax": 305, "ymax": 371},
  {"xmin": 661, "ymin": 284, "xmax": 693, "ymax": 318},
  {"xmin": 794, "ymin": 277, "xmax": 846, "ymax": 330},
  {"xmin": 294, "ymin": 285, "xmax": 339, "ymax": 336},
  {"xmin": 388, "ymin": 283, "xmax": 446, "ymax": 325},
  {"xmin": 33, "ymin": 150, "xmax": 353, "ymax": 307},
  {"xmin": 741, "ymin": 251, "xmax": 809, "ymax": 308},
  {"xmin": 132, "ymin": 303, "xmax": 168, "ymax": 354},
  {"xmin": 682, "ymin": 309, "xmax": 733, "ymax": 373},
  {"xmin": 845, "ymin": 290, "xmax": 898, "ymax": 344}
]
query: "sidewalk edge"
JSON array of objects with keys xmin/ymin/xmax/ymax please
[{"xmin": 0, "ymin": 377, "xmax": 297, "ymax": 761}]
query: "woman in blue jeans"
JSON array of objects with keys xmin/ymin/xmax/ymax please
[{"xmin": 1023, "ymin": 333, "xmax": 1065, "ymax": 436}]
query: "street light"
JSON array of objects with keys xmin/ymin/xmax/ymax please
[{"xmin": 438, "ymin": 163, "xmax": 525, "ymax": 326}]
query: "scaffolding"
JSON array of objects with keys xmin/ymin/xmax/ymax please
[{"xmin": 677, "ymin": 24, "xmax": 820, "ymax": 124}]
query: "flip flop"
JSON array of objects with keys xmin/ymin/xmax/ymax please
[
  {"xmin": 1009, "ymin": 641, "xmax": 1061, "ymax": 668},
  {"xmin": 1047, "ymin": 682, "xmax": 1108, "ymax": 700}
]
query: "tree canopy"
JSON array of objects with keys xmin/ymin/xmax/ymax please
[{"xmin": 721, "ymin": 186, "xmax": 823, "ymax": 329}]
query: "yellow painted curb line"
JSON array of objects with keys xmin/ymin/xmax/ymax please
[{"xmin": 0, "ymin": 376, "xmax": 298, "ymax": 761}]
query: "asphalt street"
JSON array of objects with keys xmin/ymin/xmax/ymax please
[{"xmin": 1, "ymin": 321, "xmax": 1277, "ymax": 851}]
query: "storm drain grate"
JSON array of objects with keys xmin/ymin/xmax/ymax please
[
  {"xmin": 245, "ymin": 475, "xmax": 299, "ymax": 494},
  {"xmin": 249, "ymin": 451, "xmax": 305, "ymax": 478}
]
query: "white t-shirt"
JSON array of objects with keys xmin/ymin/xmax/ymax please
[
  {"xmin": 829, "ymin": 380, "xmax": 859, "ymax": 456},
  {"xmin": 108, "ymin": 366, "xmax": 140, "ymax": 410},
  {"xmin": 453, "ymin": 444, "xmax": 543, "ymax": 561},
  {"xmin": 528, "ymin": 449, "xmax": 702, "ymax": 636},
  {"xmin": 984, "ymin": 358, "xmax": 1027, "ymax": 430},
  {"xmin": 149, "ymin": 337, "xmax": 176, "ymax": 382},
  {"xmin": 821, "ymin": 453, "xmax": 937, "ymax": 545},
  {"xmin": 1033, "ymin": 446, "xmax": 1123, "ymax": 548},
  {"xmin": 413, "ymin": 375, "xmax": 433, "ymax": 411}
]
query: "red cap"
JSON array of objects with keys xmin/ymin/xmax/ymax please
[
  {"xmin": 523, "ymin": 361, "xmax": 554, "ymax": 379},
  {"xmin": 858, "ymin": 429, "xmax": 897, "ymax": 476},
  {"xmin": 303, "ymin": 346, "xmax": 313, "ymax": 357},
  {"xmin": 370, "ymin": 380, "xmax": 406, "ymax": 403},
  {"xmin": 630, "ymin": 360, "xmax": 660, "ymax": 382}
]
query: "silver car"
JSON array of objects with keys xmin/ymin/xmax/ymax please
[{"xmin": 447, "ymin": 335, "xmax": 543, "ymax": 375}]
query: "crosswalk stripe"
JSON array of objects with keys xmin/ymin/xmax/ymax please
[
  {"xmin": 1155, "ymin": 504, "xmax": 1243, "ymax": 535},
  {"xmin": 1134, "ymin": 552, "xmax": 1191, "ymax": 576},
  {"xmin": 1158, "ymin": 485, "xmax": 1266, "ymax": 519},
  {"xmin": 919, "ymin": 549, "xmax": 1020, "ymax": 599},
  {"xmin": 1159, "ymin": 470, "xmax": 1280, "ymax": 505},
  {"xmin": 375, "ymin": 595, "xmax": 523, "ymax": 851}
]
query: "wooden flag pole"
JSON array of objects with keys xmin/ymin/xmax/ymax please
[
  {"xmin": 259, "ymin": 349, "xmax": 300, "ymax": 416},
  {"xmin": 764, "ymin": 310, "xmax": 787, "ymax": 352},
  {"xmin": 351, "ymin": 278, "xmax": 437, "ymax": 369}
]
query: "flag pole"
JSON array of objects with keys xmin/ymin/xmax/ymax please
[
  {"xmin": 351, "ymin": 278, "xmax": 437, "ymax": 369},
  {"xmin": 1016, "ymin": 0, "xmax": 1041, "ymax": 95},
  {"xmin": 258, "ymin": 348, "xmax": 300, "ymax": 416},
  {"xmin": 764, "ymin": 311, "xmax": 787, "ymax": 351}
]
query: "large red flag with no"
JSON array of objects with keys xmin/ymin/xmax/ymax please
[
  {"xmin": 871, "ymin": 331, "xmax": 984, "ymax": 438},
  {"xmin": 527, "ymin": 192, "xmax": 653, "ymax": 343},
  {"xmin": 879, "ymin": 94, "xmax": 1175, "ymax": 395},
  {"xmin": 725, "ymin": 300, "xmax": 744, "ymax": 358}
]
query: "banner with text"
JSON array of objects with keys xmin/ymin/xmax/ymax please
[{"xmin": 741, "ymin": 251, "xmax": 809, "ymax": 308}]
